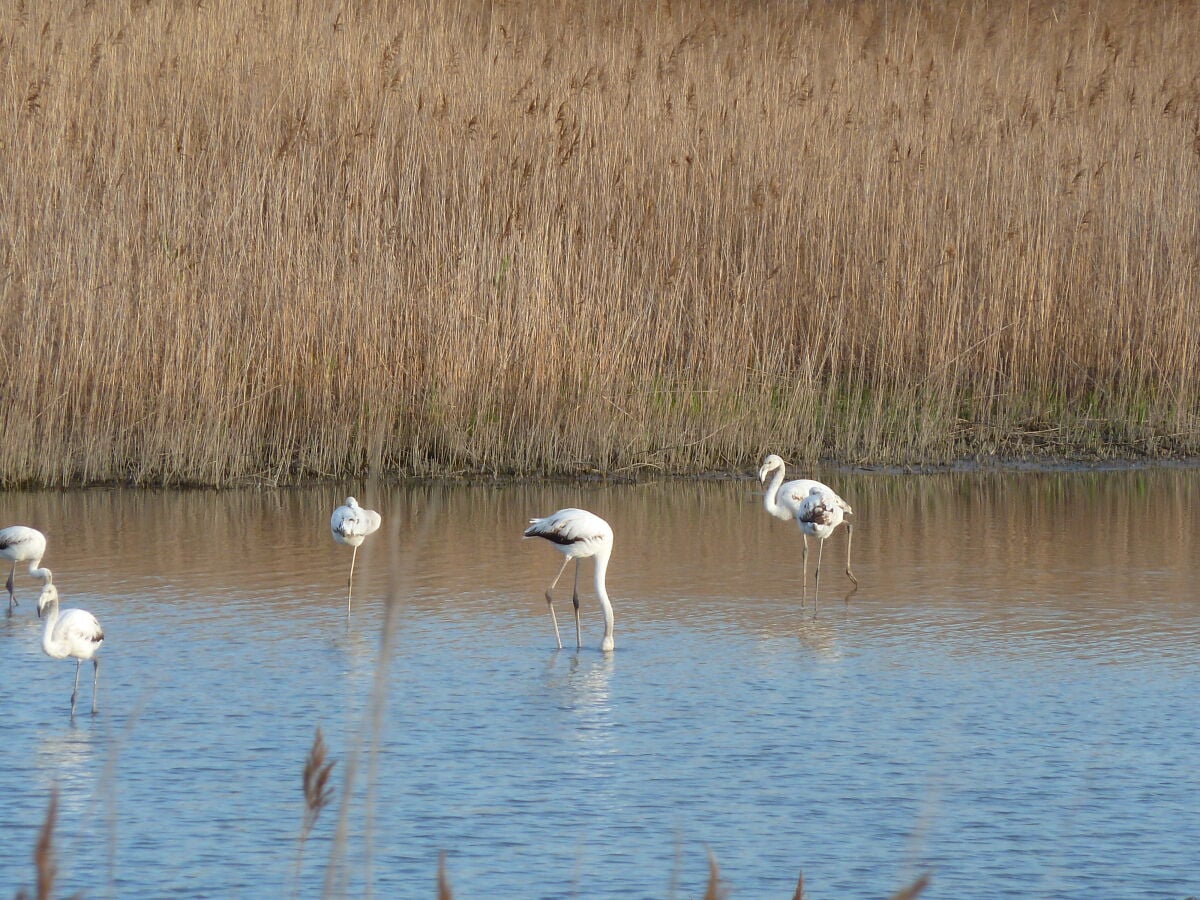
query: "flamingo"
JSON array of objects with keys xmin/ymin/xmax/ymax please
[
  {"xmin": 523, "ymin": 508, "xmax": 615, "ymax": 652},
  {"xmin": 330, "ymin": 497, "xmax": 382, "ymax": 613},
  {"xmin": 1, "ymin": 525, "xmax": 50, "ymax": 615},
  {"xmin": 758, "ymin": 454, "xmax": 856, "ymax": 606},
  {"xmin": 36, "ymin": 573, "xmax": 104, "ymax": 715},
  {"xmin": 795, "ymin": 484, "xmax": 855, "ymax": 613}
]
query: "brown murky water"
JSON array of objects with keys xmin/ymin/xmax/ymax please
[{"xmin": 1, "ymin": 469, "xmax": 1197, "ymax": 897}]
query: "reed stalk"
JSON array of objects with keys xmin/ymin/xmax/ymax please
[
  {"xmin": 294, "ymin": 726, "xmax": 336, "ymax": 897},
  {"xmin": 890, "ymin": 873, "xmax": 932, "ymax": 900},
  {"xmin": 702, "ymin": 850, "xmax": 728, "ymax": 900},
  {"xmin": 437, "ymin": 851, "xmax": 453, "ymax": 900},
  {"xmin": 14, "ymin": 787, "xmax": 58, "ymax": 900}
]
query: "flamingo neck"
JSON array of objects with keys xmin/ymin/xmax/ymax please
[
  {"xmin": 593, "ymin": 548, "xmax": 615, "ymax": 652},
  {"xmin": 762, "ymin": 465, "xmax": 786, "ymax": 519},
  {"xmin": 40, "ymin": 598, "xmax": 62, "ymax": 656},
  {"xmin": 29, "ymin": 564, "xmax": 51, "ymax": 582}
]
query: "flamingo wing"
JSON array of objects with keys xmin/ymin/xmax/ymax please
[
  {"xmin": 0, "ymin": 525, "xmax": 44, "ymax": 556},
  {"xmin": 524, "ymin": 508, "xmax": 609, "ymax": 546},
  {"xmin": 55, "ymin": 608, "xmax": 104, "ymax": 655}
]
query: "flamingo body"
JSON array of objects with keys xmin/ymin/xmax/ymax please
[
  {"xmin": 37, "ymin": 576, "xmax": 104, "ymax": 715},
  {"xmin": 1, "ymin": 525, "xmax": 50, "ymax": 614},
  {"xmin": 330, "ymin": 497, "xmax": 382, "ymax": 612},
  {"xmin": 796, "ymin": 485, "xmax": 851, "ymax": 541},
  {"xmin": 330, "ymin": 497, "xmax": 382, "ymax": 546},
  {"xmin": 524, "ymin": 508, "xmax": 615, "ymax": 651},
  {"xmin": 757, "ymin": 456, "xmax": 831, "ymax": 522}
]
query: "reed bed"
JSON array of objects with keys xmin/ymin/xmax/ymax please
[{"xmin": 1, "ymin": 0, "xmax": 1198, "ymax": 486}]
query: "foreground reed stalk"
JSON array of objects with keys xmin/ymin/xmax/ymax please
[
  {"xmin": 294, "ymin": 727, "xmax": 336, "ymax": 897},
  {"xmin": 15, "ymin": 787, "xmax": 57, "ymax": 900},
  {"xmin": 1, "ymin": 0, "xmax": 1197, "ymax": 485}
]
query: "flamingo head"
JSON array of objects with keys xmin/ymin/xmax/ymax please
[
  {"xmin": 36, "ymin": 582, "xmax": 59, "ymax": 619},
  {"xmin": 757, "ymin": 454, "xmax": 785, "ymax": 482}
]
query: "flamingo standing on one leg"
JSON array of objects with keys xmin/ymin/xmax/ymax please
[
  {"xmin": 330, "ymin": 497, "xmax": 382, "ymax": 613},
  {"xmin": 757, "ymin": 454, "xmax": 856, "ymax": 604},
  {"xmin": 36, "ymin": 573, "xmax": 104, "ymax": 716},
  {"xmin": 0, "ymin": 525, "xmax": 50, "ymax": 616},
  {"xmin": 523, "ymin": 508, "xmax": 615, "ymax": 652}
]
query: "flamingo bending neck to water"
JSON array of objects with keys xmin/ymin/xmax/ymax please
[
  {"xmin": 523, "ymin": 508, "xmax": 615, "ymax": 652},
  {"xmin": 1, "ymin": 525, "xmax": 50, "ymax": 615}
]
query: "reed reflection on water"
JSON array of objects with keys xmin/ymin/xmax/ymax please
[{"xmin": 0, "ymin": 468, "xmax": 1197, "ymax": 898}]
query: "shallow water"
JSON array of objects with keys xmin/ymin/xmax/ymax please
[{"xmin": 0, "ymin": 470, "xmax": 1198, "ymax": 898}]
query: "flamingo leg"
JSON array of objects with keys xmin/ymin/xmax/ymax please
[
  {"xmin": 6, "ymin": 563, "xmax": 15, "ymax": 615},
  {"xmin": 92, "ymin": 658, "xmax": 100, "ymax": 714},
  {"xmin": 347, "ymin": 544, "xmax": 359, "ymax": 614},
  {"xmin": 571, "ymin": 559, "xmax": 582, "ymax": 650},
  {"xmin": 844, "ymin": 523, "xmax": 858, "ymax": 587},
  {"xmin": 545, "ymin": 557, "xmax": 571, "ymax": 650},
  {"xmin": 71, "ymin": 659, "xmax": 82, "ymax": 715},
  {"xmin": 812, "ymin": 538, "xmax": 825, "ymax": 618},
  {"xmin": 800, "ymin": 534, "xmax": 809, "ymax": 607}
]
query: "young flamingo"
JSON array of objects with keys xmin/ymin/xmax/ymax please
[
  {"xmin": 794, "ymin": 485, "xmax": 855, "ymax": 614},
  {"xmin": 523, "ymin": 508, "xmax": 615, "ymax": 652},
  {"xmin": 37, "ymin": 574, "xmax": 104, "ymax": 716},
  {"xmin": 330, "ymin": 497, "xmax": 382, "ymax": 613},
  {"xmin": 758, "ymin": 454, "xmax": 856, "ymax": 607},
  {"xmin": 1, "ymin": 525, "xmax": 50, "ymax": 615}
]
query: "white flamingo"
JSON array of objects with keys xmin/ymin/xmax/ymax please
[
  {"xmin": 0, "ymin": 525, "xmax": 50, "ymax": 615},
  {"xmin": 330, "ymin": 497, "xmax": 382, "ymax": 613},
  {"xmin": 523, "ymin": 508, "xmax": 615, "ymax": 652},
  {"xmin": 37, "ymin": 574, "xmax": 104, "ymax": 716},
  {"xmin": 758, "ymin": 454, "xmax": 856, "ymax": 607}
]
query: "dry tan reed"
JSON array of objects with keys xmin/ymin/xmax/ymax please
[
  {"xmin": 14, "ymin": 787, "xmax": 58, "ymax": 900},
  {"xmin": 437, "ymin": 851, "xmax": 453, "ymax": 900},
  {"xmin": 302, "ymin": 726, "xmax": 336, "ymax": 836},
  {"xmin": 702, "ymin": 849, "xmax": 729, "ymax": 900},
  {"xmin": 293, "ymin": 726, "xmax": 335, "ymax": 896},
  {"xmin": 890, "ymin": 872, "xmax": 932, "ymax": 900},
  {"xmin": 1, "ymin": 0, "xmax": 1198, "ymax": 485}
]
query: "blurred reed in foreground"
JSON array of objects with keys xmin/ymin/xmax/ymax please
[{"xmin": 1, "ymin": 0, "xmax": 1197, "ymax": 485}]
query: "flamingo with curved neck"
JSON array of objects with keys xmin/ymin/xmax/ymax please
[
  {"xmin": 757, "ymin": 454, "xmax": 857, "ymax": 609},
  {"xmin": 523, "ymin": 508, "xmax": 615, "ymax": 652},
  {"xmin": 1, "ymin": 525, "xmax": 50, "ymax": 615},
  {"xmin": 37, "ymin": 572, "xmax": 104, "ymax": 716}
]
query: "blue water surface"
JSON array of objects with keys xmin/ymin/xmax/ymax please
[{"xmin": 0, "ymin": 472, "xmax": 1197, "ymax": 898}]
